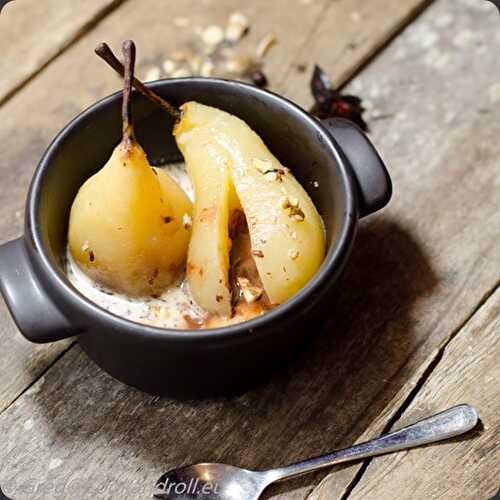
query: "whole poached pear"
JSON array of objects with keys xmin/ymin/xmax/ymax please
[{"xmin": 68, "ymin": 41, "xmax": 192, "ymax": 296}]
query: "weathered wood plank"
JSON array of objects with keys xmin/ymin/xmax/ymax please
[
  {"xmin": 3, "ymin": 1, "xmax": 498, "ymax": 499},
  {"xmin": 278, "ymin": 0, "xmax": 433, "ymax": 105},
  {"xmin": 344, "ymin": 290, "xmax": 499, "ymax": 500},
  {"xmin": 0, "ymin": 0, "xmax": 332, "ymax": 417},
  {"xmin": 0, "ymin": 0, "xmax": 429, "ymax": 417},
  {"xmin": 0, "ymin": 0, "xmax": 125, "ymax": 105},
  {"xmin": 0, "ymin": 301, "xmax": 73, "ymax": 415},
  {"xmin": 307, "ymin": 0, "xmax": 500, "ymax": 496}
]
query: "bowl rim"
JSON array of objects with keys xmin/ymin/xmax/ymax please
[{"xmin": 27, "ymin": 77, "xmax": 358, "ymax": 343}]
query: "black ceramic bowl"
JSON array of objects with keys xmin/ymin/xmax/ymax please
[{"xmin": 0, "ymin": 79, "xmax": 391, "ymax": 397}]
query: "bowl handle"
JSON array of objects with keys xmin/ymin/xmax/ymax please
[
  {"xmin": 0, "ymin": 237, "xmax": 76, "ymax": 343},
  {"xmin": 321, "ymin": 117, "xmax": 392, "ymax": 217}
]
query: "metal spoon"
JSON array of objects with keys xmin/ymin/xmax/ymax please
[{"xmin": 154, "ymin": 404, "xmax": 478, "ymax": 500}]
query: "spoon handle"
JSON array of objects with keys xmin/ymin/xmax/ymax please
[{"xmin": 267, "ymin": 404, "xmax": 478, "ymax": 482}]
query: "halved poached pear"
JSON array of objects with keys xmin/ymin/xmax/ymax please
[{"xmin": 175, "ymin": 102, "xmax": 325, "ymax": 307}]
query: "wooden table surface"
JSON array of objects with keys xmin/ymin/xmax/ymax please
[{"xmin": 0, "ymin": 0, "xmax": 498, "ymax": 498}]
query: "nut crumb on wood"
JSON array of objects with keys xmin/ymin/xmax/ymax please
[
  {"xmin": 256, "ymin": 32, "xmax": 277, "ymax": 59},
  {"xmin": 202, "ymin": 25, "xmax": 224, "ymax": 46},
  {"xmin": 253, "ymin": 157, "xmax": 273, "ymax": 173},
  {"xmin": 225, "ymin": 12, "xmax": 250, "ymax": 43}
]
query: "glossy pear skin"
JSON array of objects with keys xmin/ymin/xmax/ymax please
[
  {"xmin": 175, "ymin": 102, "xmax": 325, "ymax": 306},
  {"xmin": 68, "ymin": 140, "xmax": 192, "ymax": 296},
  {"xmin": 174, "ymin": 111, "xmax": 238, "ymax": 316}
]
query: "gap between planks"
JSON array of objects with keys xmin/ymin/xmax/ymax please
[
  {"xmin": 279, "ymin": 0, "xmax": 436, "ymax": 92},
  {"xmin": 0, "ymin": 341, "xmax": 76, "ymax": 419},
  {"xmin": 333, "ymin": 281, "xmax": 500, "ymax": 500},
  {"xmin": 0, "ymin": 0, "xmax": 129, "ymax": 108}
]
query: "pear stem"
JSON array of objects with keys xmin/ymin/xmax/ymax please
[
  {"xmin": 122, "ymin": 40, "xmax": 136, "ymax": 149},
  {"xmin": 95, "ymin": 42, "xmax": 181, "ymax": 120}
]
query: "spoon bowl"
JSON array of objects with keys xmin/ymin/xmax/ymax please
[
  {"xmin": 154, "ymin": 464, "xmax": 269, "ymax": 500},
  {"xmin": 153, "ymin": 404, "xmax": 478, "ymax": 500}
]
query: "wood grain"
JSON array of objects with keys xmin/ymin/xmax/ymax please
[
  {"xmin": 0, "ymin": 0, "xmax": 430, "ymax": 418},
  {"xmin": 307, "ymin": 0, "xmax": 500, "ymax": 496},
  {"xmin": 0, "ymin": 0, "xmax": 332, "ymax": 418},
  {"xmin": 278, "ymin": 0, "xmax": 433, "ymax": 105},
  {"xmin": 344, "ymin": 290, "xmax": 499, "ymax": 499},
  {"xmin": 0, "ymin": 300, "xmax": 72, "ymax": 415},
  {"xmin": 1, "ymin": 0, "xmax": 499, "ymax": 499},
  {"xmin": 0, "ymin": 0, "xmax": 125, "ymax": 105}
]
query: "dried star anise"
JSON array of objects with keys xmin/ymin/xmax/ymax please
[{"xmin": 309, "ymin": 65, "xmax": 368, "ymax": 131}]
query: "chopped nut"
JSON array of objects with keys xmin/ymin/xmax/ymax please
[
  {"xmin": 237, "ymin": 277, "xmax": 250, "ymax": 287},
  {"xmin": 215, "ymin": 294, "xmax": 223, "ymax": 303},
  {"xmin": 280, "ymin": 195, "xmax": 290, "ymax": 209},
  {"xmin": 265, "ymin": 171, "xmax": 278, "ymax": 182},
  {"xmin": 251, "ymin": 249, "xmax": 264, "ymax": 258},
  {"xmin": 225, "ymin": 12, "xmax": 250, "ymax": 43},
  {"xmin": 202, "ymin": 25, "xmax": 224, "ymax": 46},
  {"xmin": 291, "ymin": 212, "xmax": 305, "ymax": 222},
  {"xmin": 183, "ymin": 213, "xmax": 193, "ymax": 229},
  {"xmin": 89, "ymin": 250, "xmax": 95, "ymax": 262},
  {"xmin": 144, "ymin": 66, "xmax": 161, "ymax": 81},
  {"xmin": 256, "ymin": 32, "xmax": 277, "ymax": 59},
  {"xmin": 280, "ymin": 195, "xmax": 298, "ymax": 208},
  {"xmin": 237, "ymin": 277, "xmax": 263, "ymax": 304},
  {"xmin": 288, "ymin": 249, "xmax": 299, "ymax": 260},
  {"xmin": 253, "ymin": 159, "xmax": 286, "ymax": 182},
  {"xmin": 280, "ymin": 195, "xmax": 305, "ymax": 221},
  {"xmin": 291, "ymin": 231, "xmax": 297, "ymax": 240},
  {"xmin": 253, "ymin": 157, "xmax": 273, "ymax": 173},
  {"xmin": 243, "ymin": 287, "xmax": 263, "ymax": 304},
  {"xmin": 200, "ymin": 60, "xmax": 215, "ymax": 77},
  {"xmin": 225, "ymin": 54, "xmax": 252, "ymax": 75},
  {"xmin": 162, "ymin": 59, "xmax": 176, "ymax": 75},
  {"xmin": 163, "ymin": 216, "xmax": 173, "ymax": 223},
  {"xmin": 81, "ymin": 241, "xmax": 89, "ymax": 252}
]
